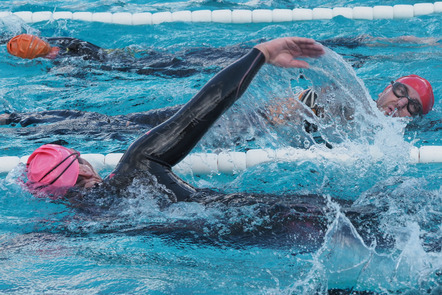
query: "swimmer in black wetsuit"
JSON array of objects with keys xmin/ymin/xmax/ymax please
[
  {"xmin": 0, "ymin": 74, "xmax": 434, "ymax": 157},
  {"xmin": 6, "ymin": 33, "xmax": 250, "ymax": 77},
  {"xmin": 23, "ymin": 37, "xmax": 364, "ymax": 246}
]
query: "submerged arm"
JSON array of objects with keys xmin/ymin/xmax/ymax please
[{"xmin": 0, "ymin": 110, "xmax": 87, "ymax": 127}]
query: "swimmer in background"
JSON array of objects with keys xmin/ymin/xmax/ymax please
[
  {"xmin": 0, "ymin": 73, "xmax": 434, "ymax": 129},
  {"xmin": 5, "ymin": 33, "xmax": 250, "ymax": 77},
  {"xmin": 0, "ymin": 72, "xmax": 434, "ymax": 153}
]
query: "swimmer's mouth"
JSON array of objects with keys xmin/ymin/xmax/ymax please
[{"xmin": 385, "ymin": 106, "xmax": 398, "ymax": 117}]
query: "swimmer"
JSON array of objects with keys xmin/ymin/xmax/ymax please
[
  {"xmin": 7, "ymin": 34, "xmax": 439, "ymax": 76},
  {"xmin": 7, "ymin": 33, "xmax": 439, "ymax": 61},
  {"xmin": 0, "ymin": 73, "xmax": 434, "ymax": 132},
  {"xmin": 0, "ymin": 71, "xmax": 434, "ymax": 154},
  {"xmin": 5, "ymin": 33, "xmax": 249, "ymax": 77},
  {"xmin": 22, "ymin": 37, "xmax": 380, "ymax": 246}
]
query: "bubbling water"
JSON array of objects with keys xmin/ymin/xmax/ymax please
[{"xmin": 194, "ymin": 47, "xmax": 413, "ymax": 199}]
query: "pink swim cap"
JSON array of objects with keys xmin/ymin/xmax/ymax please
[
  {"xmin": 396, "ymin": 75, "xmax": 434, "ymax": 114},
  {"xmin": 26, "ymin": 144, "xmax": 80, "ymax": 197}
]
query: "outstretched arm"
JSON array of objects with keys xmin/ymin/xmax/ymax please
[{"xmin": 111, "ymin": 37, "xmax": 324, "ymax": 200}]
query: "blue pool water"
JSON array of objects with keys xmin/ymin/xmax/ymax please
[{"xmin": 0, "ymin": 0, "xmax": 441, "ymax": 294}]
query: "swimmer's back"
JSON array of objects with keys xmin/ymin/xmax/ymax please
[{"xmin": 47, "ymin": 37, "xmax": 106, "ymax": 60}]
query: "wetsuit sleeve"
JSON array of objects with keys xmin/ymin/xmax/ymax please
[
  {"xmin": 46, "ymin": 37, "xmax": 106, "ymax": 61},
  {"xmin": 108, "ymin": 48, "xmax": 265, "ymax": 200}
]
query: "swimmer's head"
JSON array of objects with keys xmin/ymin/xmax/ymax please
[
  {"xmin": 26, "ymin": 144, "xmax": 80, "ymax": 198},
  {"xmin": 396, "ymin": 75, "xmax": 434, "ymax": 115},
  {"xmin": 377, "ymin": 75, "xmax": 434, "ymax": 117},
  {"xmin": 7, "ymin": 34, "xmax": 51, "ymax": 59}
]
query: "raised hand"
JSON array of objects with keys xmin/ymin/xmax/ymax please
[{"xmin": 254, "ymin": 37, "xmax": 325, "ymax": 68}]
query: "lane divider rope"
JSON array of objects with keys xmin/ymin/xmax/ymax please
[
  {"xmin": 0, "ymin": 3, "xmax": 440, "ymax": 25},
  {"xmin": 1, "ymin": 146, "xmax": 441, "ymax": 175}
]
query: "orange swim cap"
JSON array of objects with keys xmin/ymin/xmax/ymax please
[{"xmin": 7, "ymin": 34, "xmax": 51, "ymax": 59}]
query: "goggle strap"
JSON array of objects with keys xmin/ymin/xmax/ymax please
[{"xmin": 38, "ymin": 152, "xmax": 79, "ymax": 183}]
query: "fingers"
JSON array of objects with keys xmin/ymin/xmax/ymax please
[
  {"xmin": 301, "ymin": 43, "xmax": 325, "ymax": 58},
  {"xmin": 254, "ymin": 37, "xmax": 325, "ymax": 68},
  {"xmin": 288, "ymin": 59, "xmax": 310, "ymax": 69},
  {"xmin": 287, "ymin": 37, "xmax": 325, "ymax": 57}
]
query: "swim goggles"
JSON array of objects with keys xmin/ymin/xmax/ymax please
[{"xmin": 391, "ymin": 81, "xmax": 423, "ymax": 117}]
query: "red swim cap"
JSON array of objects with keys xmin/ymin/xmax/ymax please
[
  {"xmin": 396, "ymin": 75, "xmax": 434, "ymax": 114},
  {"xmin": 7, "ymin": 34, "xmax": 51, "ymax": 59},
  {"xmin": 26, "ymin": 144, "xmax": 80, "ymax": 197}
]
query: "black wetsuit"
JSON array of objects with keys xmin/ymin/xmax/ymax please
[
  {"xmin": 42, "ymin": 36, "xmax": 369, "ymax": 76},
  {"xmin": 45, "ymin": 36, "xmax": 368, "ymax": 59},
  {"xmin": 44, "ymin": 37, "xmax": 249, "ymax": 77},
  {"xmin": 1, "ymin": 104, "xmax": 265, "ymax": 150}
]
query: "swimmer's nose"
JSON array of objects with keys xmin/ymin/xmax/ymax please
[{"xmin": 395, "ymin": 96, "xmax": 408, "ymax": 109}]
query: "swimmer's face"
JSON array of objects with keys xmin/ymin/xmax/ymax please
[
  {"xmin": 75, "ymin": 156, "xmax": 102, "ymax": 189},
  {"xmin": 376, "ymin": 82, "xmax": 423, "ymax": 118}
]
